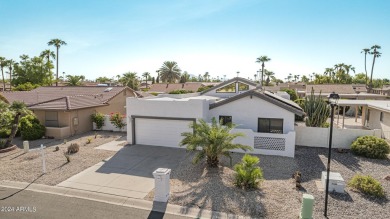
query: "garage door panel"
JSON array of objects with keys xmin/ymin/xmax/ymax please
[{"xmin": 135, "ymin": 119, "xmax": 192, "ymax": 147}]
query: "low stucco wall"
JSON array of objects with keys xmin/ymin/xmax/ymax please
[
  {"xmin": 231, "ymin": 128, "xmax": 295, "ymax": 157},
  {"xmin": 295, "ymin": 126, "xmax": 382, "ymax": 148},
  {"xmin": 45, "ymin": 126, "xmax": 71, "ymax": 139}
]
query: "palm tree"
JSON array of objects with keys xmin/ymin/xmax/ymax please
[
  {"xmin": 180, "ymin": 118, "xmax": 252, "ymax": 167},
  {"xmin": 48, "ymin": 39, "xmax": 67, "ymax": 86},
  {"xmin": 369, "ymin": 45, "xmax": 382, "ymax": 89},
  {"xmin": 40, "ymin": 49, "xmax": 56, "ymax": 86},
  {"xmin": 203, "ymin": 72, "xmax": 210, "ymax": 82},
  {"xmin": 142, "ymin": 72, "xmax": 150, "ymax": 88},
  {"xmin": 256, "ymin": 56, "xmax": 271, "ymax": 86},
  {"xmin": 7, "ymin": 59, "xmax": 15, "ymax": 90},
  {"xmin": 4, "ymin": 101, "xmax": 30, "ymax": 148},
  {"xmin": 264, "ymin": 70, "xmax": 275, "ymax": 86},
  {"xmin": 120, "ymin": 72, "xmax": 139, "ymax": 90},
  {"xmin": 0, "ymin": 57, "xmax": 6, "ymax": 91},
  {"xmin": 361, "ymin": 48, "xmax": 370, "ymax": 86},
  {"xmin": 159, "ymin": 61, "xmax": 181, "ymax": 83},
  {"xmin": 66, "ymin": 75, "xmax": 84, "ymax": 86}
]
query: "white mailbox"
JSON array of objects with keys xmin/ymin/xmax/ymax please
[
  {"xmin": 321, "ymin": 171, "xmax": 345, "ymax": 193},
  {"xmin": 152, "ymin": 168, "xmax": 171, "ymax": 202}
]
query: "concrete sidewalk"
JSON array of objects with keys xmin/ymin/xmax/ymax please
[{"xmin": 0, "ymin": 180, "xmax": 249, "ymax": 219}]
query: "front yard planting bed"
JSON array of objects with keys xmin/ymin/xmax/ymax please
[
  {"xmin": 0, "ymin": 131, "xmax": 123, "ymax": 186},
  {"xmin": 148, "ymin": 146, "xmax": 390, "ymax": 218}
]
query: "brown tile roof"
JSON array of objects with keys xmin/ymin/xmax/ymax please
[
  {"xmin": 1, "ymin": 86, "xmax": 135, "ymax": 110},
  {"xmin": 148, "ymin": 82, "xmax": 205, "ymax": 93},
  {"xmin": 306, "ymin": 84, "xmax": 356, "ymax": 94}
]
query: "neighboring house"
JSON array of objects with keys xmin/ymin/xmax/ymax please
[
  {"xmin": 2, "ymin": 86, "xmax": 137, "ymax": 139},
  {"xmin": 126, "ymin": 77, "xmax": 304, "ymax": 157},
  {"xmin": 306, "ymin": 84, "xmax": 386, "ymax": 100},
  {"xmin": 372, "ymin": 85, "xmax": 390, "ymax": 96},
  {"xmin": 337, "ymin": 99, "xmax": 390, "ymax": 140}
]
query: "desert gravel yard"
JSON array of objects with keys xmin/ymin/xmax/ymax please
[
  {"xmin": 0, "ymin": 131, "xmax": 124, "ymax": 186},
  {"xmin": 150, "ymin": 146, "xmax": 390, "ymax": 219}
]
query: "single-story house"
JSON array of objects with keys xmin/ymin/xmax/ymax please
[
  {"xmin": 306, "ymin": 84, "xmax": 387, "ymax": 100},
  {"xmin": 337, "ymin": 99, "xmax": 390, "ymax": 140},
  {"xmin": 2, "ymin": 86, "xmax": 137, "ymax": 139},
  {"xmin": 127, "ymin": 77, "xmax": 304, "ymax": 157}
]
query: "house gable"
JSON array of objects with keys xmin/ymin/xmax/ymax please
[{"xmin": 201, "ymin": 77, "xmax": 258, "ymax": 98}]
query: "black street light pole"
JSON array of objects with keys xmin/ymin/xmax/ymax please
[{"xmin": 324, "ymin": 92, "xmax": 339, "ymax": 218}]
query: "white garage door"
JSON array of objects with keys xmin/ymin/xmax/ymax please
[{"xmin": 135, "ymin": 118, "xmax": 193, "ymax": 147}]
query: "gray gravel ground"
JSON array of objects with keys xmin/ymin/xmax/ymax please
[
  {"xmin": 154, "ymin": 146, "xmax": 390, "ymax": 219},
  {"xmin": 0, "ymin": 131, "xmax": 124, "ymax": 185}
]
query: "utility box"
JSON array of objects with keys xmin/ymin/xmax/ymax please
[
  {"xmin": 300, "ymin": 194, "xmax": 314, "ymax": 219},
  {"xmin": 23, "ymin": 141, "xmax": 29, "ymax": 153},
  {"xmin": 152, "ymin": 168, "xmax": 171, "ymax": 202},
  {"xmin": 321, "ymin": 171, "xmax": 345, "ymax": 193}
]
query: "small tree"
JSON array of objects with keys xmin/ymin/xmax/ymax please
[
  {"xmin": 91, "ymin": 112, "xmax": 105, "ymax": 130},
  {"xmin": 4, "ymin": 101, "xmax": 30, "ymax": 148},
  {"xmin": 180, "ymin": 118, "xmax": 252, "ymax": 167},
  {"xmin": 300, "ymin": 88, "xmax": 330, "ymax": 127},
  {"xmin": 234, "ymin": 154, "xmax": 263, "ymax": 189},
  {"xmin": 109, "ymin": 112, "xmax": 126, "ymax": 130}
]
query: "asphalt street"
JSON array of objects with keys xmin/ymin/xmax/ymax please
[{"xmin": 0, "ymin": 187, "xmax": 190, "ymax": 219}]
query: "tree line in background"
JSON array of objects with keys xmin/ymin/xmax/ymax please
[{"xmin": 1, "ymin": 42, "xmax": 388, "ymax": 91}]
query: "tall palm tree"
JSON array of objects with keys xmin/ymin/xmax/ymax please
[
  {"xmin": 40, "ymin": 49, "xmax": 56, "ymax": 86},
  {"xmin": 256, "ymin": 56, "xmax": 271, "ymax": 86},
  {"xmin": 0, "ymin": 57, "xmax": 6, "ymax": 91},
  {"xmin": 361, "ymin": 48, "xmax": 370, "ymax": 86},
  {"xmin": 203, "ymin": 72, "xmax": 210, "ymax": 82},
  {"xmin": 142, "ymin": 72, "xmax": 150, "ymax": 88},
  {"xmin": 369, "ymin": 45, "xmax": 382, "ymax": 89},
  {"xmin": 180, "ymin": 118, "xmax": 252, "ymax": 167},
  {"xmin": 48, "ymin": 39, "xmax": 67, "ymax": 86},
  {"xmin": 4, "ymin": 101, "xmax": 30, "ymax": 148},
  {"xmin": 120, "ymin": 72, "xmax": 139, "ymax": 90},
  {"xmin": 7, "ymin": 59, "xmax": 15, "ymax": 90},
  {"xmin": 264, "ymin": 70, "xmax": 275, "ymax": 86},
  {"xmin": 159, "ymin": 61, "xmax": 181, "ymax": 83}
]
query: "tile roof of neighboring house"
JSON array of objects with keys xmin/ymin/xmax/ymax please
[
  {"xmin": 148, "ymin": 82, "xmax": 205, "ymax": 93},
  {"xmin": 306, "ymin": 84, "xmax": 356, "ymax": 94},
  {"xmin": 201, "ymin": 77, "xmax": 259, "ymax": 94},
  {"xmin": 29, "ymin": 95, "xmax": 107, "ymax": 110},
  {"xmin": 1, "ymin": 86, "xmax": 135, "ymax": 110},
  {"xmin": 263, "ymin": 86, "xmax": 281, "ymax": 92},
  {"xmin": 351, "ymin": 84, "xmax": 368, "ymax": 93},
  {"xmin": 209, "ymin": 89, "xmax": 304, "ymax": 116}
]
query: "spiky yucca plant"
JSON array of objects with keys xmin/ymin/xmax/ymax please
[
  {"xmin": 180, "ymin": 118, "xmax": 252, "ymax": 167},
  {"xmin": 301, "ymin": 88, "xmax": 330, "ymax": 127}
]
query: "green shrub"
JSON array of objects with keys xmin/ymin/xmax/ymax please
[
  {"xmin": 19, "ymin": 115, "xmax": 46, "ymax": 140},
  {"xmin": 0, "ymin": 128, "xmax": 11, "ymax": 138},
  {"xmin": 351, "ymin": 136, "xmax": 390, "ymax": 159},
  {"xmin": 109, "ymin": 112, "xmax": 126, "ymax": 130},
  {"xmin": 322, "ymin": 122, "xmax": 330, "ymax": 128},
  {"xmin": 91, "ymin": 112, "xmax": 105, "ymax": 130},
  {"xmin": 348, "ymin": 175, "xmax": 385, "ymax": 198},
  {"xmin": 281, "ymin": 88, "xmax": 298, "ymax": 101},
  {"xmin": 150, "ymin": 92, "xmax": 159, "ymax": 96},
  {"xmin": 12, "ymin": 82, "xmax": 40, "ymax": 91},
  {"xmin": 168, "ymin": 89, "xmax": 194, "ymax": 94},
  {"xmin": 234, "ymin": 154, "xmax": 263, "ymax": 189}
]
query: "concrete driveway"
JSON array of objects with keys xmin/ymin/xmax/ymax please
[{"xmin": 57, "ymin": 145, "xmax": 186, "ymax": 199}]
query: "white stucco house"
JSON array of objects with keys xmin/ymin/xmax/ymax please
[{"xmin": 126, "ymin": 77, "xmax": 305, "ymax": 157}]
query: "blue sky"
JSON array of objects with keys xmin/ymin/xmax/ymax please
[{"xmin": 0, "ymin": 0, "xmax": 389, "ymax": 81}]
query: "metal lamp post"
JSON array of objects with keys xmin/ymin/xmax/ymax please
[{"xmin": 324, "ymin": 92, "xmax": 340, "ymax": 217}]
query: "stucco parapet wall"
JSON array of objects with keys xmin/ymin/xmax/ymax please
[{"xmin": 156, "ymin": 92, "xmax": 201, "ymax": 99}]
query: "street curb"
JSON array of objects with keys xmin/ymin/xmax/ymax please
[{"xmin": 0, "ymin": 180, "xmax": 250, "ymax": 219}]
